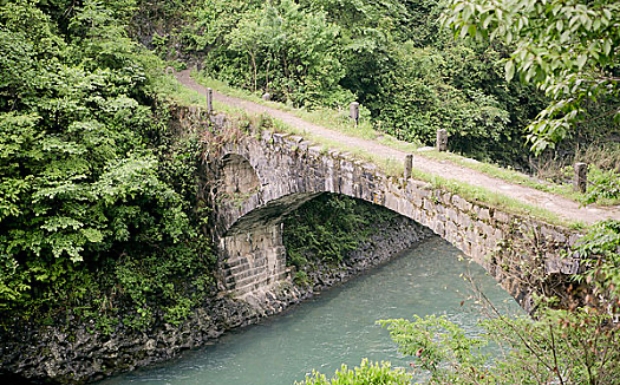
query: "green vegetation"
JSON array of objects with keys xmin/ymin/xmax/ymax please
[
  {"xmin": 573, "ymin": 220, "xmax": 620, "ymax": 302},
  {"xmin": 0, "ymin": 0, "xmax": 215, "ymax": 331},
  {"xmin": 182, "ymin": 0, "xmax": 548, "ymax": 166},
  {"xmin": 442, "ymin": 0, "xmax": 620, "ymax": 154},
  {"xmin": 378, "ymin": 306, "xmax": 620, "ymax": 385},
  {"xmin": 283, "ymin": 194, "xmax": 367, "ymax": 269},
  {"xmin": 283, "ymin": 194, "xmax": 399, "ymax": 284},
  {"xmin": 296, "ymin": 359, "xmax": 411, "ymax": 385}
]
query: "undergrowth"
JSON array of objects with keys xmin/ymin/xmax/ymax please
[{"xmin": 283, "ymin": 194, "xmax": 399, "ymax": 285}]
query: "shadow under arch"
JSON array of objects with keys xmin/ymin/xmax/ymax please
[{"xmin": 217, "ymin": 191, "xmax": 436, "ymax": 299}]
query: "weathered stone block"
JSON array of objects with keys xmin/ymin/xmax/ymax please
[
  {"xmin": 433, "ymin": 221, "xmax": 445, "ymax": 237},
  {"xmin": 273, "ymin": 133, "xmax": 287, "ymax": 144},
  {"xmin": 458, "ymin": 212, "xmax": 472, "ymax": 228},
  {"xmin": 452, "ymin": 195, "xmax": 473, "ymax": 212},
  {"xmin": 476, "ymin": 206, "xmax": 491, "ymax": 221},
  {"xmin": 423, "ymin": 198, "xmax": 434, "ymax": 212},
  {"xmin": 446, "ymin": 208, "xmax": 459, "ymax": 223},
  {"xmin": 493, "ymin": 211, "xmax": 511, "ymax": 224},
  {"xmin": 444, "ymin": 221, "xmax": 459, "ymax": 243},
  {"xmin": 384, "ymin": 192, "xmax": 400, "ymax": 212}
]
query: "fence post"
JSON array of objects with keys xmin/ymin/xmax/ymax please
[
  {"xmin": 574, "ymin": 162, "xmax": 587, "ymax": 193},
  {"xmin": 436, "ymin": 129, "xmax": 448, "ymax": 152},
  {"xmin": 349, "ymin": 102, "xmax": 360, "ymax": 125},
  {"xmin": 206, "ymin": 88, "xmax": 213, "ymax": 114},
  {"xmin": 404, "ymin": 154, "xmax": 413, "ymax": 180}
]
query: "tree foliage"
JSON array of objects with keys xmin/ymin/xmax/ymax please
[
  {"xmin": 182, "ymin": 0, "xmax": 550, "ymax": 165},
  {"xmin": 186, "ymin": 0, "xmax": 351, "ymax": 108},
  {"xmin": 379, "ymin": 308, "xmax": 620, "ymax": 385},
  {"xmin": 441, "ymin": 0, "xmax": 620, "ymax": 153},
  {"xmin": 573, "ymin": 220, "xmax": 620, "ymax": 307},
  {"xmin": 296, "ymin": 359, "xmax": 411, "ymax": 385},
  {"xmin": 0, "ymin": 0, "xmax": 213, "ymax": 328},
  {"xmin": 283, "ymin": 194, "xmax": 376, "ymax": 269}
]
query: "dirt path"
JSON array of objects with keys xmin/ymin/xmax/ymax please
[{"xmin": 176, "ymin": 70, "xmax": 620, "ymax": 225}]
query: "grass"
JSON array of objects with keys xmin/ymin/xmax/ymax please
[
  {"xmin": 158, "ymin": 72, "xmax": 601, "ymax": 228},
  {"xmin": 153, "ymin": 73, "xmax": 206, "ymax": 106},
  {"xmin": 417, "ymin": 150, "xmax": 580, "ymax": 200},
  {"xmin": 192, "ymin": 72, "xmax": 396, "ymax": 142},
  {"xmin": 414, "ymin": 170, "xmax": 582, "ymax": 229}
]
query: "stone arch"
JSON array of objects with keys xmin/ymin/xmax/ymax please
[
  {"xmin": 207, "ymin": 129, "xmax": 576, "ymax": 312},
  {"xmin": 217, "ymin": 192, "xmax": 323, "ymax": 298}
]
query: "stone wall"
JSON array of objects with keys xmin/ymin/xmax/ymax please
[{"xmin": 219, "ymin": 224, "xmax": 289, "ymax": 297}]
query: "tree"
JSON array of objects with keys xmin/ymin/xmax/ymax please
[
  {"xmin": 0, "ymin": 0, "xmax": 212, "ymax": 329},
  {"xmin": 296, "ymin": 359, "xmax": 411, "ymax": 385},
  {"xmin": 441, "ymin": 0, "xmax": 620, "ymax": 153},
  {"xmin": 190, "ymin": 0, "xmax": 348, "ymax": 107},
  {"xmin": 378, "ymin": 308, "xmax": 620, "ymax": 385}
]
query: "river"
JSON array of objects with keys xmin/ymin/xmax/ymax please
[{"xmin": 97, "ymin": 236, "xmax": 521, "ymax": 385}]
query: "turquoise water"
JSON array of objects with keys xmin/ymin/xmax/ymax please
[{"xmin": 98, "ymin": 236, "xmax": 521, "ymax": 385}]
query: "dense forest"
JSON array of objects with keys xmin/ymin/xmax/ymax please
[
  {"xmin": 0, "ymin": 0, "xmax": 214, "ymax": 330},
  {"xmin": 174, "ymin": 0, "xmax": 618, "ymax": 169},
  {"xmin": 1, "ymin": 1, "xmax": 619, "ymax": 383},
  {"xmin": 179, "ymin": 0, "xmax": 546, "ymax": 165}
]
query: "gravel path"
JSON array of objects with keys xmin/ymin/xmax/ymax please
[{"xmin": 176, "ymin": 70, "xmax": 620, "ymax": 225}]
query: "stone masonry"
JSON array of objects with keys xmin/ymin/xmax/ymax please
[{"xmin": 205, "ymin": 121, "xmax": 581, "ymax": 313}]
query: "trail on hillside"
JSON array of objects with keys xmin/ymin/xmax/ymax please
[{"xmin": 176, "ymin": 70, "xmax": 620, "ymax": 225}]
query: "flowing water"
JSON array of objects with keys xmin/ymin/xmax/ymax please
[{"xmin": 98, "ymin": 236, "xmax": 522, "ymax": 385}]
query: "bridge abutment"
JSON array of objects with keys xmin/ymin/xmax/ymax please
[{"xmin": 219, "ymin": 224, "xmax": 288, "ymax": 298}]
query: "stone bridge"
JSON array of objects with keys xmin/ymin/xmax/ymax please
[{"xmin": 201, "ymin": 119, "xmax": 580, "ymax": 312}]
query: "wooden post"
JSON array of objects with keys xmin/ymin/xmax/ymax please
[
  {"xmin": 349, "ymin": 102, "xmax": 360, "ymax": 125},
  {"xmin": 436, "ymin": 129, "xmax": 448, "ymax": 152},
  {"xmin": 206, "ymin": 88, "xmax": 213, "ymax": 114},
  {"xmin": 574, "ymin": 162, "xmax": 587, "ymax": 193},
  {"xmin": 404, "ymin": 154, "xmax": 413, "ymax": 180}
]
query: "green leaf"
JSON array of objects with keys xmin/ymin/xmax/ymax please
[{"xmin": 81, "ymin": 228, "xmax": 104, "ymax": 244}]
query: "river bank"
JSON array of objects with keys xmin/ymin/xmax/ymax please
[{"xmin": 0, "ymin": 215, "xmax": 430, "ymax": 385}]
